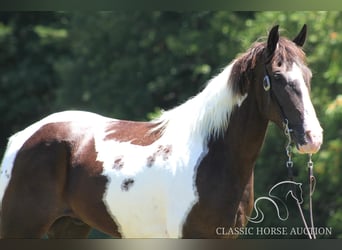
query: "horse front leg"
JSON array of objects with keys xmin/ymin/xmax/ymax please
[{"xmin": 235, "ymin": 172, "xmax": 254, "ymax": 229}]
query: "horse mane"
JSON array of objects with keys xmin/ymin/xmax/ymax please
[
  {"xmin": 229, "ymin": 37, "xmax": 309, "ymax": 95},
  {"xmin": 150, "ymin": 35, "xmax": 311, "ymax": 144},
  {"xmin": 151, "ymin": 63, "xmax": 247, "ymax": 144}
]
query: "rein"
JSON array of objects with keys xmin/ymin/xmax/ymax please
[{"xmin": 283, "ymin": 119, "xmax": 317, "ymax": 239}]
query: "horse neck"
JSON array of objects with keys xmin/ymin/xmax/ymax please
[
  {"xmin": 223, "ymin": 91, "xmax": 269, "ymax": 181},
  {"xmin": 199, "ymin": 91, "xmax": 269, "ymax": 190}
]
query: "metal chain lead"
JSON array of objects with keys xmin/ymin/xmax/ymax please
[
  {"xmin": 282, "ymin": 119, "xmax": 317, "ymax": 239},
  {"xmin": 283, "ymin": 119, "xmax": 294, "ymax": 179}
]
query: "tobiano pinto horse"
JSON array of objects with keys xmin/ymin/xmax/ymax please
[{"xmin": 0, "ymin": 25, "xmax": 323, "ymax": 238}]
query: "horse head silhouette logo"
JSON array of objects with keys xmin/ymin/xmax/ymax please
[{"xmin": 247, "ymin": 181, "xmax": 303, "ymax": 223}]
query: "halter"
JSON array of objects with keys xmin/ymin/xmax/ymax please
[
  {"xmin": 263, "ymin": 64, "xmax": 289, "ymax": 124},
  {"xmin": 263, "ymin": 62, "xmax": 317, "ymax": 239}
]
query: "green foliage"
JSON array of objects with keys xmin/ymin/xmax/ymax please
[
  {"xmin": 0, "ymin": 11, "xmax": 341, "ymax": 239},
  {"xmin": 315, "ymin": 95, "xmax": 342, "ymax": 238},
  {"xmin": 0, "ymin": 12, "xmax": 69, "ymax": 154},
  {"xmin": 54, "ymin": 12, "xmax": 247, "ymax": 120}
]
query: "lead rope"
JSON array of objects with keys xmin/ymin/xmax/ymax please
[
  {"xmin": 283, "ymin": 119, "xmax": 316, "ymax": 239},
  {"xmin": 308, "ymin": 154, "xmax": 317, "ymax": 239}
]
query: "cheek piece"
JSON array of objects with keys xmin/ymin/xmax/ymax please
[{"xmin": 263, "ymin": 75, "xmax": 271, "ymax": 91}]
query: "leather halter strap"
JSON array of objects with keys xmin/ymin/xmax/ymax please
[{"xmin": 263, "ymin": 64, "xmax": 289, "ymax": 128}]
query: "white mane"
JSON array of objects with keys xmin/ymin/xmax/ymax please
[{"xmin": 153, "ymin": 62, "xmax": 247, "ymax": 144}]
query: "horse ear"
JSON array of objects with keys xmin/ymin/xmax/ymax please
[
  {"xmin": 293, "ymin": 24, "xmax": 307, "ymax": 47},
  {"xmin": 266, "ymin": 25, "xmax": 279, "ymax": 60}
]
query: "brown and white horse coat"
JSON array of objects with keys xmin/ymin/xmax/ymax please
[{"xmin": 0, "ymin": 25, "xmax": 323, "ymax": 238}]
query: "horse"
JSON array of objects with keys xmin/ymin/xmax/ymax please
[{"xmin": 0, "ymin": 24, "xmax": 323, "ymax": 238}]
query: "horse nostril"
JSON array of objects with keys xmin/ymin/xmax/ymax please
[
  {"xmin": 305, "ymin": 129, "xmax": 323, "ymax": 146},
  {"xmin": 297, "ymin": 129, "xmax": 322, "ymax": 154},
  {"xmin": 305, "ymin": 130, "xmax": 313, "ymax": 143}
]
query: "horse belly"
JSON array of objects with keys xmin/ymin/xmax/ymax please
[{"xmin": 102, "ymin": 167, "xmax": 196, "ymax": 238}]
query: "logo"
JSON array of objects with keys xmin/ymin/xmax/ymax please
[
  {"xmin": 216, "ymin": 180, "xmax": 333, "ymax": 238},
  {"xmin": 247, "ymin": 181, "xmax": 303, "ymax": 223}
]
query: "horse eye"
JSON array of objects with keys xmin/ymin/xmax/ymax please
[
  {"xmin": 277, "ymin": 61, "xmax": 282, "ymax": 67},
  {"xmin": 289, "ymin": 82, "xmax": 297, "ymax": 90}
]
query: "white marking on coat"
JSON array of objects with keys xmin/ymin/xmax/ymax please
[{"xmin": 288, "ymin": 63, "xmax": 323, "ymax": 154}]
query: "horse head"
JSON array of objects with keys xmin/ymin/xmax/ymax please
[{"xmin": 235, "ymin": 25, "xmax": 323, "ymax": 154}]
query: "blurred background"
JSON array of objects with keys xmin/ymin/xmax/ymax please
[{"xmin": 0, "ymin": 11, "xmax": 341, "ymax": 238}]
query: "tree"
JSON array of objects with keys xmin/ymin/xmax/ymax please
[
  {"xmin": 54, "ymin": 12, "xmax": 249, "ymax": 120},
  {"xmin": 0, "ymin": 12, "xmax": 69, "ymax": 156}
]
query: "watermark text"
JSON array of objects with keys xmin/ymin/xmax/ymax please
[{"xmin": 216, "ymin": 226, "xmax": 332, "ymax": 237}]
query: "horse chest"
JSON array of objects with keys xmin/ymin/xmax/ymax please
[{"xmin": 95, "ymin": 138, "xmax": 207, "ymax": 238}]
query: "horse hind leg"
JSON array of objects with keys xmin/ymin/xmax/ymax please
[
  {"xmin": 1, "ymin": 211, "xmax": 54, "ymax": 238},
  {"xmin": 47, "ymin": 217, "xmax": 91, "ymax": 239},
  {"xmin": 0, "ymin": 141, "xmax": 70, "ymax": 238},
  {"xmin": 1, "ymin": 192, "xmax": 59, "ymax": 238}
]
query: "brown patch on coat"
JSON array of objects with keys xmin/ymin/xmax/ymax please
[
  {"xmin": 113, "ymin": 156, "xmax": 124, "ymax": 170},
  {"xmin": 121, "ymin": 178, "xmax": 134, "ymax": 192},
  {"xmin": 161, "ymin": 144, "xmax": 172, "ymax": 160},
  {"xmin": 146, "ymin": 144, "xmax": 173, "ymax": 167},
  {"xmin": 146, "ymin": 155, "xmax": 155, "ymax": 168},
  {"xmin": 104, "ymin": 120, "xmax": 162, "ymax": 146}
]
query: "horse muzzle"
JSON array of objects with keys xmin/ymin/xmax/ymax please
[{"xmin": 296, "ymin": 128, "xmax": 323, "ymax": 154}]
